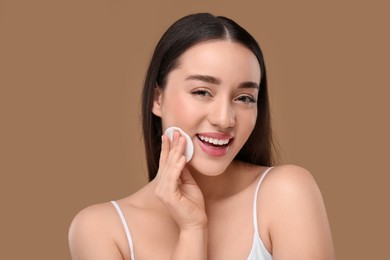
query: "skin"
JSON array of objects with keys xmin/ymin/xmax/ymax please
[{"xmin": 68, "ymin": 40, "xmax": 335, "ymax": 259}]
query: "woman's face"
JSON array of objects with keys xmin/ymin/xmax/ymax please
[{"xmin": 153, "ymin": 40, "xmax": 261, "ymax": 176}]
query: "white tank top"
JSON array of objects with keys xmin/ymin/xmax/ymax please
[{"xmin": 111, "ymin": 167, "xmax": 273, "ymax": 260}]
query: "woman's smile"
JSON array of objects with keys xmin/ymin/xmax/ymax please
[{"xmin": 196, "ymin": 132, "xmax": 234, "ymax": 157}]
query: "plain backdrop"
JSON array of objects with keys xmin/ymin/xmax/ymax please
[{"xmin": 1, "ymin": 0, "xmax": 389, "ymax": 259}]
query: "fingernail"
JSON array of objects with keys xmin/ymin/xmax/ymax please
[{"xmin": 173, "ymin": 131, "xmax": 179, "ymax": 141}]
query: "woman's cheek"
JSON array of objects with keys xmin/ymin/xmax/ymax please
[{"xmin": 163, "ymin": 95, "xmax": 202, "ymax": 127}]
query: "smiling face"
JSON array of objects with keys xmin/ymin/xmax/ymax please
[{"xmin": 152, "ymin": 40, "xmax": 261, "ymax": 176}]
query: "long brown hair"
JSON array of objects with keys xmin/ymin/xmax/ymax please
[{"xmin": 141, "ymin": 13, "xmax": 277, "ymax": 181}]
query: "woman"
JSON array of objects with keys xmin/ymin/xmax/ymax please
[{"xmin": 69, "ymin": 13, "xmax": 335, "ymax": 259}]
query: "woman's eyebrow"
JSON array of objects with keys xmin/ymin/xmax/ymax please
[
  {"xmin": 185, "ymin": 74, "xmax": 259, "ymax": 89},
  {"xmin": 238, "ymin": 81, "xmax": 259, "ymax": 89},
  {"xmin": 185, "ymin": 74, "xmax": 222, "ymax": 85}
]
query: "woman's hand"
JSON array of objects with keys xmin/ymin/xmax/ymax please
[{"xmin": 154, "ymin": 130, "xmax": 207, "ymax": 230}]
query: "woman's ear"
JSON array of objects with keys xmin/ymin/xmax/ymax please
[{"xmin": 152, "ymin": 86, "xmax": 162, "ymax": 117}]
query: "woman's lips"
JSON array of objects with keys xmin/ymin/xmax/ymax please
[
  {"xmin": 196, "ymin": 133, "xmax": 233, "ymax": 157},
  {"xmin": 197, "ymin": 132, "xmax": 233, "ymax": 140}
]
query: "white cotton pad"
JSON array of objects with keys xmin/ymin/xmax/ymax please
[{"xmin": 164, "ymin": 126, "xmax": 194, "ymax": 162}]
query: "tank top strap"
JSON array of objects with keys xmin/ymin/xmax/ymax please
[
  {"xmin": 253, "ymin": 167, "xmax": 273, "ymax": 235},
  {"xmin": 111, "ymin": 200, "xmax": 135, "ymax": 260}
]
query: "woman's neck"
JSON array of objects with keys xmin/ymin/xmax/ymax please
[{"xmin": 188, "ymin": 160, "xmax": 257, "ymax": 202}]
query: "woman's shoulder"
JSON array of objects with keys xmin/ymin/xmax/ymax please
[
  {"xmin": 69, "ymin": 201, "xmax": 119, "ymax": 234},
  {"xmin": 68, "ymin": 183, "xmax": 158, "ymax": 256},
  {"xmin": 68, "ymin": 184, "xmax": 156, "ymax": 259},
  {"xmin": 261, "ymin": 164, "xmax": 323, "ymax": 213},
  {"xmin": 68, "ymin": 201, "xmax": 127, "ymax": 259},
  {"xmin": 69, "ymin": 187, "xmax": 152, "ymax": 242},
  {"xmin": 265, "ymin": 164, "xmax": 317, "ymax": 189},
  {"xmin": 259, "ymin": 164, "xmax": 335, "ymax": 258},
  {"xmin": 246, "ymin": 164, "xmax": 316, "ymax": 195}
]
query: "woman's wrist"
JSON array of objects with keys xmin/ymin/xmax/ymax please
[
  {"xmin": 180, "ymin": 217, "xmax": 208, "ymax": 232},
  {"xmin": 179, "ymin": 225, "xmax": 208, "ymax": 248},
  {"xmin": 170, "ymin": 227, "xmax": 208, "ymax": 260},
  {"xmin": 179, "ymin": 226, "xmax": 208, "ymax": 239}
]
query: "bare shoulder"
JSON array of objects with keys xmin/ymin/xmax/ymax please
[
  {"xmin": 260, "ymin": 165, "xmax": 335, "ymax": 259},
  {"xmin": 263, "ymin": 164, "xmax": 319, "ymax": 195},
  {"xmin": 68, "ymin": 202, "xmax": 125, "ymax": 260},
  {"xmin": 262, "ymin": 164, "xmax": 327, "ymax": 219},
  {"xmin": 69, "ymin": 202, "xmax": 119, "ymax": 240},
  {"xmin": 260, "ymin": 165, "xmax": 324, "ymax": 228}
]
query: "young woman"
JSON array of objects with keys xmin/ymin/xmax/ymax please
[{"xmin": 69, "ymin": 13, "xmax": 335, "ymax": 260}]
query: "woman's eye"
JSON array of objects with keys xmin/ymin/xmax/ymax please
[
  {"xmin": 192, "ymin": 89, "xmax": 211, "ymax": 97},
  {"xmin": 236, "ymin": 95, "xmax": 256, "ymax": 103}
]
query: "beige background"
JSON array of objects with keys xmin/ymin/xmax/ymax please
[{"xmin": 1, "ymin": 0, "xmax": 389, "ymax": 259}]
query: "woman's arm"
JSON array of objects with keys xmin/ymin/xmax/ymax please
[
  {"xmin": 154, "ymin": 132, "xmax": 208, "ymax": 260},
  {"xmin": 264, "ymin": 165, "xmax": 335, "ymax": 260},
  {"xmin": 170, "ymin": 228, "xmax": 208, "ymax": 260},
  {"xmin": 69, "ymin": 131, "xmax": 207, "ymax": 260},
  {"xmin": 68, "ymin": 204, "xmax": 125, "ymax": 260}
]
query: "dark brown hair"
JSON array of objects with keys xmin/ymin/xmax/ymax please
[{"xmin": 142, "ymin": 13, "xmax": 277, "ymax": 181}]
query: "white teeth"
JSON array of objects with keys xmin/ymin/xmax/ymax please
[{"xmin": 198, "ymin": 135, "xmax": 230, "ymax": 146}]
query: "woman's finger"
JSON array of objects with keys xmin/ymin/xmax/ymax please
[
  {"xmin": 159, "ymin": 135, "xmax": 170, "ymax": 168},
  {"xmin": 156, "ymin": 131, "xmax": 187, "ymax": 194},
  {"xmin": 167, "ymin": 131, "xmax": 187, "ymax": 164},
  {"xmin": 165, "ymin": 134, "xmax": 187, "ymax": 182}
]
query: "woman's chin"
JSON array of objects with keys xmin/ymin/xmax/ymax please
[{"xmin": 186, "ymin": 157, "xmax": 231, "ymax": 177}]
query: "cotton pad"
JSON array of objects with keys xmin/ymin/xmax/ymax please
[{"xmin": 164, "ymin": 127, "xmax": 194, "ymax": 162}]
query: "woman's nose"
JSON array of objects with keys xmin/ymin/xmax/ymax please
[{"xmin": 208, "ymin": 99, "xmax": 235, "ymax": 129}]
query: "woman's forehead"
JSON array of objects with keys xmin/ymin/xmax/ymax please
[{"xmin": 172, "ymin": 40, "xmax": 261, "ymax": 83}]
